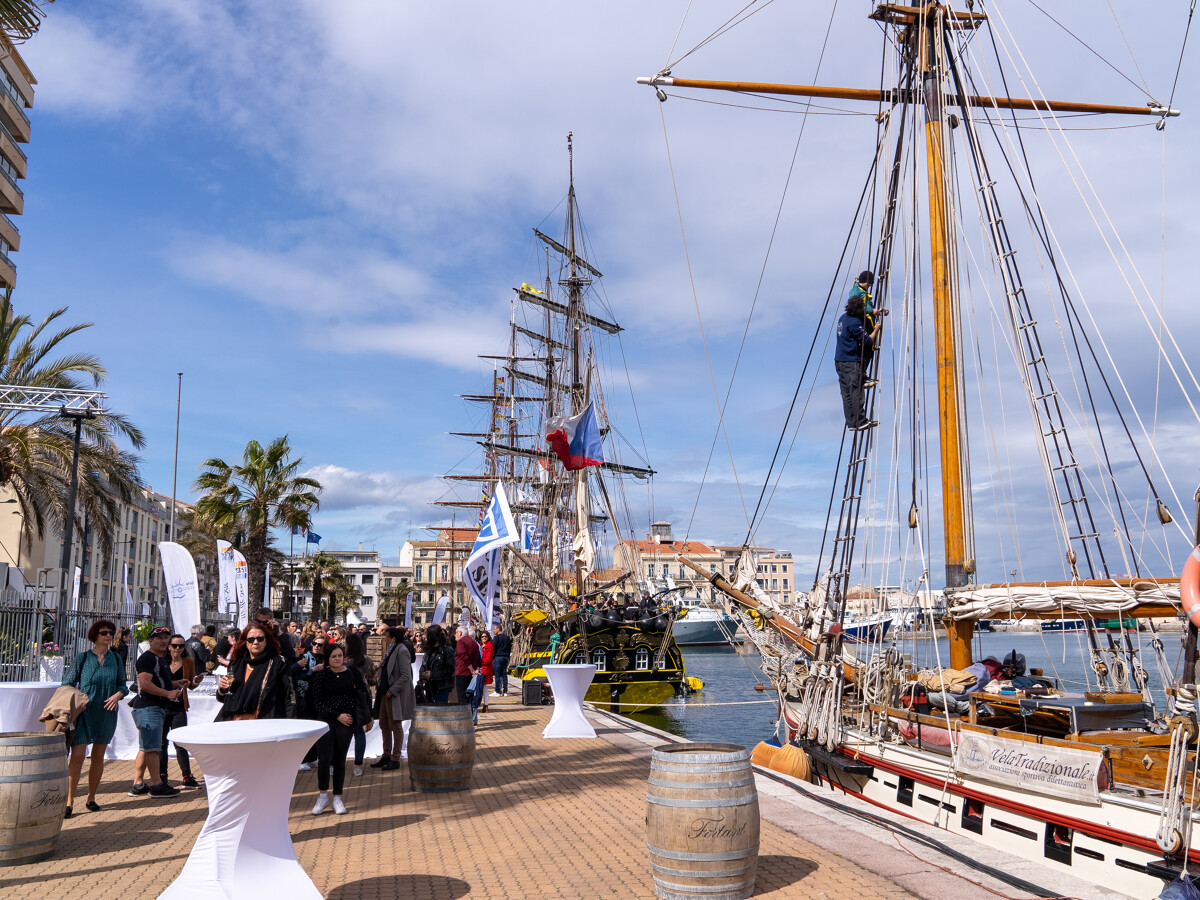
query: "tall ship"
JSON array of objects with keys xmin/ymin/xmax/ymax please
[
  {"xmin": 438, "ymin": 135, "xmax": 686, "ymax": 713},
  {"xmin": 638, "ymin": 4, "xmax": 1196, "ymax": 898}
]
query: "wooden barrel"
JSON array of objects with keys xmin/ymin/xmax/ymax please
[
  {"xmin": 768, "ymin": 743, "xmax": 810, "ymax": 781},
  {"xmin": 0, "ymin": 732, "xmax": 68, "ymax": 866},
  {"xmin": 407, "ymin": 706, "xmax": 475, "ymax": 793},
  {"xmin": 749, "ymin": 741, "xmax": 778, "ymax": 768},
  {"xmin": 646, "ymin": 743, "xmax": 759, "ymax": 900}
]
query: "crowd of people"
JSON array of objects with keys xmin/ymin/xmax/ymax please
[{"xmin": 60, "ymin": 610, "xmax": 510, "ymax": 818}]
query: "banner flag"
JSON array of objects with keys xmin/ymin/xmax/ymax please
[
  {"xmin": 123, "ymin": 563, "xmax": 135, "ymax": 618},
  {"xmin": 71, "ymin": 567, "xmax": 81, "ymax": 612},
  {"xmin": 404, "ymin": 591, "xmax": 413, "ymax": 629},
  {"xmin": 432, "ymin": 594, "xmax": 449, "ymax": 626},
  {"xmin": 263, "ymin": 562, "xmax": 271, "ymax": 608},
  {"xmin": 158, "ymin": 542, "xmax": 201, "ymax": 638},
  {"xmin": 465, "ymin": 483, "xmax": 518, "ymax": 631},
  {"xmin": 232, "ymin": 549, "xmax": 249, "ymax": 628},
  {"xmin": 216, "ymin": 540, "xmax": 235, "ymax": 616}
]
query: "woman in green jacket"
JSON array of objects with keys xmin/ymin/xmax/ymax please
[{"xmin": 62, "ymin": 619, "xmax": 129, "ymax": 817}]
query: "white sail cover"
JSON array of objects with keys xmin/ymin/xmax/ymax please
[{"xmin": 944, "ymin": 582, "xmax": 1181, "ymax": 620}]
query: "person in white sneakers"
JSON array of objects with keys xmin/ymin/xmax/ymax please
[{"xmin": 308, "ymin": 642, "xmax": 371, "ymax": 815}]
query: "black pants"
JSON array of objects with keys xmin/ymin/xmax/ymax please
[
  {"xmin": 317, "ymin": 721, "xmax": 354, "ymax": 794},
  {"xmin": 455, "ymin": 674, "xmax": 472, "ymax": 705},
  {"xmin": 835, "ymin": 359, "xmax": 867, "ymax": 427},
  {"xmin": 160, "ymin": 709, "xmax": 192, "ymax": 778}
]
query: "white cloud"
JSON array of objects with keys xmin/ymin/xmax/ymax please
[
  {"xmin": 25, "ymin": 15, "xmax": 145, "ymax": 117},
  {"xmin": 305, "ymin": 464, "xmax": 438, "ymax": 512}
]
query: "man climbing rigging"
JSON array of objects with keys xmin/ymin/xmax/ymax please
[
  {"xmin": 850, "ymin": 270, "xmax": 887, "ymax": 387},
  {"xmin": 834, "ymin": 294, "xmax": 883, "ymax": 431}
]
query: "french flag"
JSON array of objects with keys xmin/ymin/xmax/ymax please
[{"xmin": 546, "ymin": 402, "xmax": 605, "ymax": 471}]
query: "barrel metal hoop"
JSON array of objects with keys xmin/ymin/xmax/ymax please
[
  {"xmin": 0, "ymin": 750, "xmax": 67, "ymax": 762},
  {"xmin": 0, "ymin": 769, "xmax": 68, "ymax": 783},
  {"xmin": 412, "ymin": 729, "xmax": 476, "ymax": 736},
  {"xmin": 647, "ymin": 844, "xmax": 758, "ymax": 862},
  {"xmin": 647, "ymin": 793, "xmax": 758, "ymax": 808},
  {"xmin": 651, "ymin": 862, "xmax": 757, "ymax": 878},
  {"xmin": 652, "ymin": 755, "xmax": 749, "ymax": 766},
  {"xmin": 648, "ymin": 777, "xmax": 755, "ymax": 791},
  {"xmin": 652, "ymin": 764, "xmax": 750, "ymax": 775},
  {"xmin": 410, "ymin": 763, "xmax": 473, "ymax": 771},
  {"xmin": 652, "ymin": 877, "xmax": 755, "ymax": 896},
  {"xmin": 0, "ymin": 736, "xmax": 62, "ymax": 746},
  {"xmin": 0, "ymin": 834, "xmax": 57, "ymax": 852}
]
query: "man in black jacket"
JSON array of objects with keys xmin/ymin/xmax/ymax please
[{"xmin": 491, "ymin": 624, "xmax": 513, "ymax": 696}]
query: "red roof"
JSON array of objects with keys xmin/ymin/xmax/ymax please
[
  {"xmin": 438, "ymin": 528, "xmax": 480, "ymax": 542},
  {"xmin": 621, "ymin": 539, "xmax": 716, "ymax": 555}
]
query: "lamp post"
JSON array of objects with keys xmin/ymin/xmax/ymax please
[{"xmin": 54, "ymin": 409, "xmax": 94, "ymax": 648}]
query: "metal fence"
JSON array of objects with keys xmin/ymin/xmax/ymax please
[{"xmin": 0, "ymin": 589, "xmax": 237, "ymax": 682}]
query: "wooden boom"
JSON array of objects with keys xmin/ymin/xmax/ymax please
[{"xmin": 636, "ymin": 76, "xmax": 1181, "ymax": 119}]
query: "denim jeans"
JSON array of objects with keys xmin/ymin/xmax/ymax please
[
  {"xmin": 493, "ymin": 656, "xmax": 509, "ymax": 694},
  {"xmin": 132, "ymin": 706, "xmax": 165, "ymax": 752}
]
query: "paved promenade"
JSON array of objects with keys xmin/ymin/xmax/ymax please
[{"xmin": 2, "ymin": 697, "xmax": 1116, "ymax": 900}]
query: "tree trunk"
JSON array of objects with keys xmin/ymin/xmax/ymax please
[
  {"xmin": 246, "ymin": 528, "xmax": 268, "ymax": 616},
  {"xmin": 312, "ymin": 571, "xmax": 324, "ymax": 623}
]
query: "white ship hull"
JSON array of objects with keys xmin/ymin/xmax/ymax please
[
  {"xmin": 781, "ymin": 715, "xmax": 1193, "ymax": 899},
  {"xmin": 672, "ymin": 615, "xmax": 741, "ymax": 645}
]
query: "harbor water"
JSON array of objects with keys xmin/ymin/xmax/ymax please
[{"xmin": 628, "ymin": 629, "xmax": 1188, "ymax": 747}]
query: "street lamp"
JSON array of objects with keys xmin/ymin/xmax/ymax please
[{"xmin": 54, "ymin": 408, "xmax": 95, "ymax": 647}]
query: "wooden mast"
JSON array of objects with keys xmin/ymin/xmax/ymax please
[
  {"xmin": 566, "ymin": 133, "xmax": 587, "ymax": 601},
  {"xmin": 637, "ymin": 5, "xmax": 1182, "ymax": 671}
]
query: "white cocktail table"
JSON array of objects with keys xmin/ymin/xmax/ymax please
[
  {"xmin": 542, "ymin": 664, "xmax": 597, "ymax": 739},
  {"xmin": 0, "ymin": 681, "xmax": 60, "ymax": 733},
  {"xmin": 158, "ymin": 719, "xmax": 328, "ymax": 900}
]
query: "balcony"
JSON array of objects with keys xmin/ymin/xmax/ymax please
[
  {"xmin": 0, "ymin": 249, "xmax": 16, "ymax": 289},
  {"xmin": 0, "ymin": 167, "xmax": 20, "ymax": 216},
  {"xmin": 0, "ymin": 126, "xmax": 25, "ymax": 177},
  {"xmin": 0, "ymin": 90, "xmax": 27, "ymax": 143},
  {"xmin": 0, "ymin": 213, "xmax": 19, "ymax": 252},
  {"xmin": 0, "ymin": 52, "xmax": 34, "ymax": 109}
]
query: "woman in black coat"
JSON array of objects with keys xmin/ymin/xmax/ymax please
[{"xmin": 215, "ymin": 623, "xmax": 294, "ymax": 721}]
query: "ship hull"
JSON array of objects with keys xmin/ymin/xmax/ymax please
[
  {"xmin": 672, "ymin": 615, "xmax": 740, "ymax": 645},
  {"xmin": 777, "ymin": 713, "xmax": 1194, "ymax": 899}
]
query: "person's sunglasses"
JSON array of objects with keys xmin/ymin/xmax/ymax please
[
  {"xmin": 97, "ymin": 630, "xmax": 114, "ymax": 636},
  {"xmin": 246, "ymin": 636, "xmax": 267, "ymax": 643},
  {"xmin": 170, "ymin": 643, "xmax": 185, "ymax": 649}
]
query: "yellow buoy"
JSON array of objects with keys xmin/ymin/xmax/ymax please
[
  {"xmin": 685, "ymin": 676, "xmax": 704, "ymax": 692},
  {"xmin": 750, "ymin": 741, "xmax": 779, "ymax": 768},
  {"xmin": 768, "ymin": 743, "xmax": 811, "ymax": 781}
]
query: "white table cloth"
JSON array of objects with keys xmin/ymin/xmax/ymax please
[
  {"xmin": 158, "ymin": 719, "xmax": 328, "ymax": 900},
  {"xmin": 542, "ymin": 664, "xmax": 597, "ymax": 739},
  {"xmin": 107, "ymin": 677, "xmax": 383, "ymax": 761},
  {"xmin": 0, "ymin": 681, "xmax": 60, "ymax": 733}
]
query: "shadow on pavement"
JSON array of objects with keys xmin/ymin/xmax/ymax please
[
  {"xmin": 328, "ymin": 875, "xmax": 471, "ymax": 900},
  {"xmin": 293, "ymin": 813, "xmax": 427, "ymax": 842},
  {"xmin": 753, "ymin": 854, "xmax": 818, "ymax": 893}
]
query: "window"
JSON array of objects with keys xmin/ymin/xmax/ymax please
[
  {"xmin": 648, "ymin": 564, "xmax": 655, "ymax": 578},
  {"xmin": 456, "ymin": 565, "xmax": 462, "ymax": 580},
  {"xmin": 771, "ymin": 564, "xmax": 777, "ymax": 573},
  {"xmin": 415, "ymin": 565, "xmax": 423, "ymax": 581},
  {"xmin": 756, "ymin": 579, "xmax": 764, "ymax": 588},
  {"xmin": 345, "ymin": 575, "xmax": 356, "ymax": 584},
  {"xmin": 419, "ymin": 549, "xmax": 428, "ymax": 558},
  {"xmin": 783, "ymin": 578, "xmax": 789, "ymax": 590},
  {"xmin": 772, "ymin": 579, "xmax": 778, "ymax": 590},
  {"xmin": 436, "ymin": 550, "xmax": 445, "ymax": 558},
  {"xmin": 384, "ymin": 577, "xmax": 392, "ymax": 588},
  {"xmin": 635, "ymin": 647, "xmax": 650, "ymax": 670},
  {"xmin": 573, "ymin": 651, "xmax": 587, "ymax": 664},
  {"xmin": 362, "ymin": 574, "xmax": 374, "ymax": 585},
  {"xmin": 592, "ymin": 649, "xmax": 606, "ymax": 672},
  {"xmin": 440, "ymin": 565, "xmax": 448, "ymax": 581},
  {"xmin": 782, "ymin": 565, "xmax": 788, "ymax": 573}
]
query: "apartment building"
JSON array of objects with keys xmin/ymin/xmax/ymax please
[
  {"xmin": 399, "ymin": 527, "xmax": 477, "ymax": 626},
  {"xmin": 614, "ymin": 521, "xmax": 725, "ymax": 604},
  {"xmin": 279, "ymin": 547, "xmax": 381, "ymax": 622},
  {"xmin": 0, "ymin": 37, "xmax": 32, "ymax": 290}
]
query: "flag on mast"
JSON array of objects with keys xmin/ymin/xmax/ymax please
[
  {"xmin": 464, "ymin": 483, "xmax": 519, "ymax": 629},
  {"xmin": 546, "ymin": 402, "xmax": 604, "ymax": 470}
]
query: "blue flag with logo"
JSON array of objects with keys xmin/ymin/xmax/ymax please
[{"xmin": 307, "ymin": 530, "xmax": 322, "ymax": 544}]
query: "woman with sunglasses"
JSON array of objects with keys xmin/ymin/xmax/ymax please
[
  {"xmin": 61, "ymin": 619, "xmax": 128, "ymax": 816},
  {"xmin": 160, "ymin": 633, "xmax": 205, "ymax": 788},
  {"xmin": 215, "ymin": 623, "xmax": 294, "ymax": 720}
]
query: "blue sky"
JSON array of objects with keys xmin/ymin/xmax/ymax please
[{"xmin": 14, "ymin": 2, "xmax": 1200, "ymax": 588}]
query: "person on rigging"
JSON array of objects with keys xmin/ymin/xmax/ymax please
[
  {"xmin": 835, "ymin": 293, "xmax": 882, "ymax": 431},
  {"xmin": 850, "ymin": 270, "xmax": 886, "ymax": 387}
]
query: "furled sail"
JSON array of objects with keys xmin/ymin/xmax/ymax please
[{"xmin": 944, "ymin": 582, "xmax": 1181, "ymax": 620}]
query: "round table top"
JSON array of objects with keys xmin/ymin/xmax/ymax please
[
  {"xmin": 0, "ymin": 681, "xmax": 59, "ymax": 691},
  {"xmin": 169, "ymin": 719, "xmax": 328, "ymax": 747},
  {"xmin": 543, "ymin": 664, "xmax": 597, "ymax": 673}
]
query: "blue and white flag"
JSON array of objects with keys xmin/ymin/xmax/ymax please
[
  {"xmin": 465, "ymin": 483, "xmax": 518, "ymax": 629},
  {"xmin": 404, "ymin": 591, "xmax": 414, "ymax": 629}
]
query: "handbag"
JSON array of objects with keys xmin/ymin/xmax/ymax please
[{"xmin": 233, "ymin": 659, "xmax": 273, "ymax": 721}]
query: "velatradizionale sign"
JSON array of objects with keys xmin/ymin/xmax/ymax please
[{"xmin": 956, "ymin": 732, "xmax": 1103, "ymax": 804}]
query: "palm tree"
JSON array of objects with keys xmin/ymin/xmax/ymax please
[
  {"xmin": 377, "ymin": 578, "xmax": 413, "ymax": 619},
  {"xmin": 302, "ymin": 551, "xmax": 343, "ymax": 623},
  {"xmin": 0, "ymin": 1, "xmax": 49, "ymax": 42},
  {"xmin": 0, "ymin": 294, "xmax": 145, "ymax": 561},
  {"xmin": 324, "ymin": 571, "xmax": 362, "ymax": 625},
  {"xmin": 193, "ymin": 437, "xmax": 320, "ymax": 616}
]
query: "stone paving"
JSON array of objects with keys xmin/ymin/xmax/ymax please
[{"xmin": 7, "ymin": 698, "xmax": 927, "ymax": 900}]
